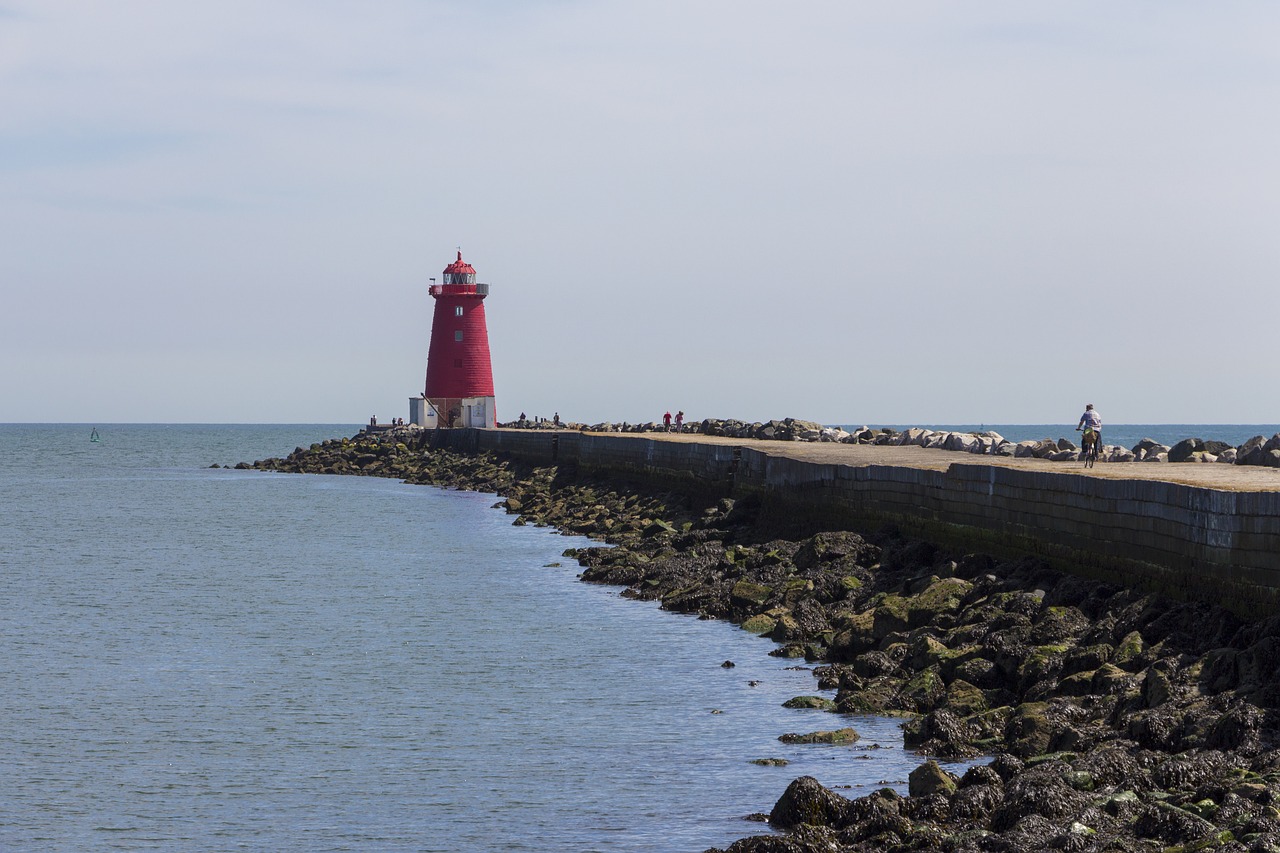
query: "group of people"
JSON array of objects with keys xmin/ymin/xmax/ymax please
[
  {"xmin": 662, "ymin": 410, "xmax": 685, "ymax": 432},
  {"xmin": 516, "ymin": 412, "xmax": 560, "ymax": 427}
]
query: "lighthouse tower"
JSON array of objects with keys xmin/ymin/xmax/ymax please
[{"xmin": 410, "ymin": 251, "xmax": 496, "ymax": 428}]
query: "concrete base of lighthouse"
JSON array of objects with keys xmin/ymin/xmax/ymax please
[
  {"xmin": 412, "ymin": 396, "xmax": 496, "ymax": 429},
  {"xmin": 409, "ymin": 397, "xmax": 438, "ymax": 428}
]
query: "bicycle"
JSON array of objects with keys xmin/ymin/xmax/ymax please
[{"xmin": 1080, "ymin": 427, "xmax": 1100, "ymax": 468}]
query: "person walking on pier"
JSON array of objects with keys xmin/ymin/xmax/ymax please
[
  {"xmin": 663, "ymin": 411, "xmax": 672, "ymax": 431},
  {"xmin": 675, "ymin": 411, "xmax": 684, "ymax": 432}
]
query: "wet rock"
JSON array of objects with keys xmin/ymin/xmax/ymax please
[
  {"xmin": 903, "ymin": 708, "xmax": 981, "ymax": 759},
  {"xmin": 714, "ymin": 823, "xmax": 843, "ymax": 852},
  {"xmin": 990, "ymin": 762, "xmax": 1092, "ymax": 832},
  {"xmin": 769, "ymin": 776, "xmax": 853, "ymax": 829},
  {"xmin": 1133, "ymin": 800, "xmax": 1217, "ymax": 843},
  {"xmin": 778, "ymin": 727, "xmax": 860, "ymax": 745},
  {"xmin": 1006, "ymin": 703, "xmax": 1054, "ymax": 758},
  {"xmin": 908, "ymin": 760, "xmax": 959, "ymax": 797},
  {"xmin": 782, "ymin": 696, "xmax": 836, "ymax": 711}
]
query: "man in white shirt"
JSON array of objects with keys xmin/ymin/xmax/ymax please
[{"xmin": 1076, "ymin": 404, "xmax": 1102, "ymax": 445}]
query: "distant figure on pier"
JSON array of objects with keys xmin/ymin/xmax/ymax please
[
  {"xmin": 663, "ymin": 411, "xmax": 672, "ymax": 431},
  {"xmin": 371, "ymin": 416, "xmax": 377, "ymax": 427},
  {"xmin": 1076, "ymin": 404, "xmax": 1103, "ymax": 442},
  {"xmin": 519, "ymin": 412, "xmax": 526, "ymax": 424},
  {"xmin": 675, "ymin": 411, "xmax": 684, "ymax": 432},
  {"xmin": 553, "ymin": 412, "xmax": 561, "ymax": 427}
]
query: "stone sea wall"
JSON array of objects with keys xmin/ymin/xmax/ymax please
[{"xmin": 430, "ymin": 429, "xmax": 1280, "ymax": 619}]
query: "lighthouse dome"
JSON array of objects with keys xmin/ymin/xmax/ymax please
[
  {"xmin": 442, "ymin": 251, "xmax": 476, "ymax": 286},
  {"xmin": 443, "ymin": 252, "xmax": 475, "ymax": 275}
]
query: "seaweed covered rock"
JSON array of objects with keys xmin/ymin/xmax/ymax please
[{"xmin": 769, "ymin": 776, "xmax": 853, "ymax": 829}]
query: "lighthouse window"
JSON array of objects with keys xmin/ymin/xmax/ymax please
[
  {"xmin": 455, "ymin": 306, "xmax": 464, "ymax": 317},
  {"xmin": 455, "ymin": 330, "xmax": 464, "ymax": 342}
]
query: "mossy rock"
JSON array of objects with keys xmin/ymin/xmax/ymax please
[
  {"xmin": 945, "ymin": 678, "xmax": 988, "ymax": 716},
  {"xmin": 742, "ymin": 614, "xmax": 777, "ymax": 635},
  {"xmin": 770, "ymin": 613, "xmax": 803, "ymax": 642},
  {"xmin": 906, "ymin": 578, "xmax": 973, "ymax": 627},
  {"xmin": 1184, "ymin": 798, "xmax": 1219, "ymax": 820},
  {"xmin": 1066, "ymin": 771, "xmax": 1095, "ymax": 791},
  {"xmin": 1018, "ymin": 644, "xmax": 1069, "ymax": 687},
  {"xmin": 1007, "ymin": 702, "xmax": 1053, "ymax": 758},
  {"xmin": 731, "ymin": 580, "xmax": 772, "ymax": 607},
  {"xmin": 1058, "ymin": 670, "xmax": 1098, "ymax": 697},
  {"xmin": 901, "ymin": 666, "xmax": 947, "ymax": 711},
  {"xmin": 781, "ymin": 578, "xmax": 815, "ymax": 605},
  {"xmin": 1092, "ymin": 663, "xmax": 1137, "ymax": 695},
  {"xmin": 751, "ymin": 758, "xmax": 790, "ymax": 766},
  {"xmin": 909, "ymin": 635, "xmax": 951, "ymax": 670},
  {"xmin": 783, "ymin": 695, "xmax": 837, "ymax": 711},
  {"xmin": 936, "ymin": 644, "xmax": 985, "ymax": 680},
  {"xmin": 1063, "ymin": 643, "xmax": 1114, "ymax": 675},
  {"xmin": 1025, "ymin": 750, "xmax": 1077, "ymax": 767},
  {"xmin": 835, "ymin": 679, "xmax": 903, "ymax": 714},
  {"xmin": 1114, "ymin": 630, "xmax": 1147, "ymax": 667},
  {"xmin": 873, "ymin": 595, "xmax": 911, "ymax": 638},
  {"xmin": 840, "ymin": 576, "xmax": 863, "ymax": 590},
  {"xmin": 778, "ymin": 727, "xmax": 860, "ymax": 745},
  {"xmin": 908, "ymin": 759, "xmax": 958, "ymax": 797}
]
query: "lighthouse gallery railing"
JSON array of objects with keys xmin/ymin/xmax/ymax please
[{"xmin": 429, "ymin": 282, "xmax": 490, "ymax": 297}]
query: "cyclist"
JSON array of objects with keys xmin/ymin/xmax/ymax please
[{"xmin": 1076, "ymin": 404, "xmax": 1102, "ymax": 464}]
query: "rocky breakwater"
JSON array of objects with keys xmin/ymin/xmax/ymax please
[
  {"xmin": 243, "ymin": 430, "xmax": 1280, "ymax": 853},
  {"xmin": 509, "ymin": 413, "xmax": 1280, "ymax": 469},
  {"xmin": 571, "ymin": 504, "xmax": 1280, "ymax": 852}
]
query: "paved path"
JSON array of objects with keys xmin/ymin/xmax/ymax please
[{"xmin": 526, "ymin": 429, "xmax": 1280, "ymax": 493}]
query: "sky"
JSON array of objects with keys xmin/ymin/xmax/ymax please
[{"xmin": 1, "ymin": 2, "xmax": 1277, "ymax": 426}]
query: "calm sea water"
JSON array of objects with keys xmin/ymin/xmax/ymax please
[
  {"xmin": 0, "ymin": 424, "xmax": 964, "ymax": 853},
  {"xmin": 849, "ymin": 424, "xmax": 1280, "ymax": 450}
]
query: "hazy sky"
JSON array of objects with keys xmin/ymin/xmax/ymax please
[{"xmin": 2, "ymin": 2, "xmax": 1277, "ymax": 425}]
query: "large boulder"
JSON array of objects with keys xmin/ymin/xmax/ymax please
[
  {"xmin": 769, "ymin": 776, "xmax": 853, "ymax": 829},
  {"xmin": 1132, "ymin": 437, "xmax": 1164, "ymax": 455},
  {"xmin": 924, "ymin": 431, "xmax": 950, "ymax": 449},
  {"xmin": 1168, "ymin": 438, "xmax": 1204, "ymax": 463},
  {"xmin": 896, "ymin": 427, "xmax": 930, "ymax": 446},
  {"xmin": 944, "ymin": 433, "xmax": 981, "ymax": 453},
  {"xmin": 908, "ymin": 760, "xmax": 959, "ymax": 797},
  {"xmin": 1235, "ymin": 435, "xmax": 1267, "ymax": 465}
]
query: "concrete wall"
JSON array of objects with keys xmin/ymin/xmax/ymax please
[{"xmin": 435, "ymin": 429, "xmax": 1280, "ymax": 617}]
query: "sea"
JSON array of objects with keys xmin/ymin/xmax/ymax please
[
  {"xmin": 5, "ymin": 423, "xmax": 1272, "ymax": 852},
  {"xmin": 2, "ymin": 423, "xmax": 973, "ymax": 853}
]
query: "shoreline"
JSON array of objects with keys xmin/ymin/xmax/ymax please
[{"xmin": 244, "ymin": 429, "xmax": 1280, "ymax": 853}]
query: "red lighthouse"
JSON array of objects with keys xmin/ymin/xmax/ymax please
[{"xmin": 412, "ymin": 251, "xmax": 496, "ymax": 428}]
